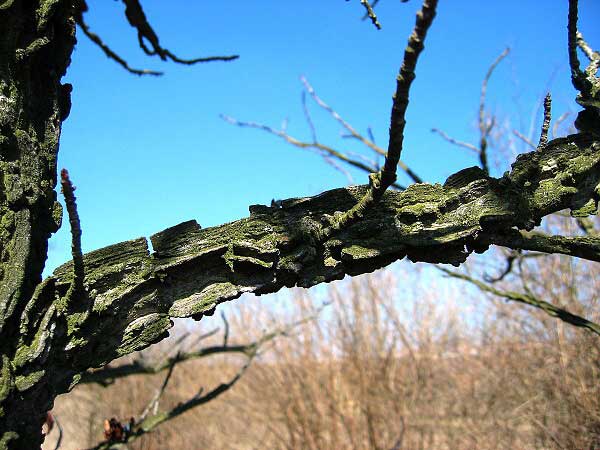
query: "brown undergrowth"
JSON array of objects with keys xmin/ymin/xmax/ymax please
[{"xmin": 44, "ymin": 223, "xmax": 600, "ymax": 449}]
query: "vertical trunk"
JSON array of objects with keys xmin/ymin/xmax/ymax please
[{"xmin": 0, "ymin": 0, "xmax": 76, "ymax": 447}]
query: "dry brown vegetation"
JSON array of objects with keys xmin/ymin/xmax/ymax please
[{"xmin": 44, "ymin": 214, "xmax": 600, "ymax": 450}]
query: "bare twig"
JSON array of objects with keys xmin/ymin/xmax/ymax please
[
  {"xmin": 325, "ymin": 0, "xmax": 437, "ymax": 236},
  {"xmin": 353, "ymin": 0, "xmax": 382, "ymax": 29},
  {"xmin": 221, "ymin": 311, "xmax": 230, "ymax": 347},
  {"xmin": 439, "ymin": 267, "xmax": 600, "ymax": 337},
  {"xmin": 431, "ymin": 128, "xmax": 480, "ymax": 154},
  {"xmin": 488, "ymin": 229, "xmax": 600, "ymax": 264},
  {"xmin": 512, "ymin": 129, "xmax": 536, "ymax": 150},
  {"xmin": 121, "ymin": 0, "xmax": 238, "ymax": 65},
  {"xmin": 75, "ymin": 8, "xmax": 162, "ymax": 76},
  {"xmin": 552, "ymin": 111, "xmax": 570, "ymax": 138},
  {"xmin": 76, "ymin": 0, "xmax": 237, "ymax": 76},
  {"xmin": 220, "ymin": 114, "xmax": 405, "ymax": 190},
  {"xmin": 60, "ymin": 169, "xmax": 84, "ymax": 298},
  {"xmin": 483, "ymin": 250, "xmax": 519, "ymax": 283},
  {"xmin": 301, "ymin": 77, "xmax": 422, "ymax": 183},
  {"xmin": 568, "ymin": 0, "xmax": 586, "ymax": 94},
  {"xmin": 538, "ymin": 93, "xmax": 552, "ymax": 148},
  {"xmin": 138, "ymin": 363, "xmax": 176, "ymax": 423},
  {"xmin": 478, "ymin": 48, "xmax": 510, "ymax": 173},
  {"xmin": 84, "ymin": 306, "xmax": 328, "ymax": 449}
]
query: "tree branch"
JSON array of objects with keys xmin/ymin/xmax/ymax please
[
  {"xmin": 24, "ymin": 132, "xmax": 597, "ymax": 395},
  {"xmin": 83, "ymin": 309, "xmax": 325, "ymax": 449},
  {"xmin": 486, "ymin": 229, "xmax": 600, "ymax": 263},
  {"xmin": 439, "ymin": 267, "xmax": 600, "ymax": 336}
]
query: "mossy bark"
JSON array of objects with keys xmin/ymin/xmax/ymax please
[
  {"xmin": 0, "ymin": 2, "xmax": 599, "ymax": 449},
  {"xmin": 0, "ymin": 0, "xmax": 76, "ymax": 448}
]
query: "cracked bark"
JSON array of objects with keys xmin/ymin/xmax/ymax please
[
  {"xmin": 0, "ymin": 1, "xmax": 599, "ymax": 448},
  {"xmin": 0, "ymin": 0, "xmax": 76, "ymax": 448}
]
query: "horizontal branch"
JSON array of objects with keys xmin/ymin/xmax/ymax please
[
  {"xmin": 81, "ymin": 306, "xmax": 324, "ymax": 385},
  {"xmin": 17, "ymin": 132, "xmax": 600, "ymax": 397},
  {"xmin": 440, "ymin": 268, "xmax": 600, "ymax": 336},
  {"xmin": 487, "ymin": 229, "xmax": 600, "ymax": 262}
]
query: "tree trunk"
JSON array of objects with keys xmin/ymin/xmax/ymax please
[{"xmin": 0, "ymin": 0, "xmax": 75, "ymax": 447}]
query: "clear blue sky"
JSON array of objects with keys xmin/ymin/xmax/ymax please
[{"xmin": 45, "ymin": 0, "xmax": 600, "ymax": 274}]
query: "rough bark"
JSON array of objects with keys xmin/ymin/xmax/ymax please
[
  {"xmin": 18, "ymin": 132, "xmax": 600, "ymax": 444},
  {"xmin": 0, "ymin": 1, "xmax": 599, "ymax": 448},
  {"xmin": 0, "ymin": 0, "xmax": 76, "ymax": 448}
]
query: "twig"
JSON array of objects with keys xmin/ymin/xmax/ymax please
[
  {"xmin": 483, "ymin": 250, "xmax": 519, "ymax": 283},
  {"xmin": 512, "ymin": 129, "xmax": 536, "ymax": 150},
  {"xmin": 576, "ymin": 31, "xmax": 598, "ymax": 62},
  {"xmin": 439, "ymin": 267, "xmax": 600, "ymax": 337},
  {"xmin": 60, "ymin": 169, "xmax": 85, "ymax": 298},
  {"xmin": 431, "ymin": 128, "xmax": 480, "ymax": 154},
  {"xmin": 478, "ymin": 47, "xmax": 510, "ymax": 173},
  {"xmin": 75, "ymin": 9, "xmax": 162, "ymax": 76},
  {"xmin": 355, "ymin": 0, "xmax": 381, "ymax": 29},
  {"xmin": 301, "ymin": 77, "xmax": 422, "ymax": 183},
  {"xmin": 221, "ymin": 311, "xmax": 230, "ymax": 347},
  {"xmin": 301, "ymin": 91, "xmax": 318, "ymax": 143},
  {"xmin": 325, "ymin": 0, "xmax": 438, "ymax": 235},
  {"xmin": 567, "ymin": 0, "xmax": 586, "ymax": 94},
  {"xmin": 138, "ymin": 363, "xmax": 176, "ymax": 423},
  {"xmin": 538, "ymin": 92, "xmax": 552, "ymax": 148},
  {"xmin": 220, "ymin": 114, "xmax": 405, "ymax": 190},
  {"xmin": 552, "ymin": 111, "xmax": 570, "ymax": 138},
  {"xmin": 84, "ymin": 306, "xmax": 328, "ymax": 449},
  {"xmin": 121, "ymin": 0, "xmax": 238, "ymax": 65}
]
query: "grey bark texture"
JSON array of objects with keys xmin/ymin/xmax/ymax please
[{"xmin": 0, "ymin": 1, "xmax": 599, "ymax": 448}]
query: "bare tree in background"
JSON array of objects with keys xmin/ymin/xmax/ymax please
[{"xmin": 0, "ymin": 0, "xmax": 599, "ymax": 447}]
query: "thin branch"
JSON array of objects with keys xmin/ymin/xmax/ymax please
[
  {"xmin": 568, "ymin": 0, "xmax": 600, "ymax": 135},
  {"xmin": 121, "ymin": 0, "xmax": 238, "ymax": 65},
  {"xmin": 220, "ymin": 114, "xmax": 405, "ymax": 190},
  {"xmin": 382, "ymin": 0, "xmax": 437, "ymax": 187},
  {"xmin": 538, "ymin": 92, "xmax": 552, "ymax": 148},
  {"xmin": 483, "ymin": 250, "xmax": 519, "ymax": 283},
  {"xmin": 220, "ymin": 311, "xmax": 230, "ymax": 347},
  {"xmin": 84, "ymin": 307, "xmax": 327, "ymax": 449},
  {"xmin": 478, "ymin": 47, "xmax": 510, "ymax": 173},
  {"xmin": 301, "ymin": 77, "xmax": 422, "ymax": 183},
  {"xmin": 488, "ymin": 230, "xmax": 600, "ymax": 264},
  {"xmin": 75, "ymin": 11, "xmax": 162, "ymax": 76},
  {"xmin": 326, "ymin": 0, "xmax": 438, "ymax": 236},
  {"xmin": 512, "ymin": 129, "xmax": 537, "ymax": 150},
  {"xmin": 81, "ymin": 304, "xmax": 328, "ymax": 385},
  {"xmin": 439, "ymin": 267, "xmax": 600, "ymax": 337},
  {"xmin": 354, "ymin": 0, "xmax": 381, "ymax": 29},
  {"xmin": 431, "ymin": 128, "xmax": 480, "ymax": 154},
  {"xmin": 568, "ymin": 0, "xmax": 586, "ymax": 93},
  {"xmin": 60, "ymin": 169, "xmax": 85, "ymax": 298},
  {"xmin": 576, "ymin": 31, "xmax": 597, "ymax": 62},
  {"xmin": 552, "ymin": 111, "xmax": 570, "ymax": 139},
  {"xmin": 138, "ymin": 363, "xmax": 176, "ymax": 423}
]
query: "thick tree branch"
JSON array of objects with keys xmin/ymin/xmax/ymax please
[{"xmin": 22, "ymin": 132, "xmax": 596, "ymax": 390}]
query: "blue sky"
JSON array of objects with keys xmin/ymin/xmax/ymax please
[{"xmin": 45, "ymin": 0, "xmax": 600, "ymax": 274}]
